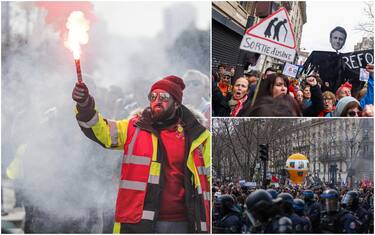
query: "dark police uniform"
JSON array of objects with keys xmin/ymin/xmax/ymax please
[
  {"xmin": 354, "ymin": 206, "xmax": 370, "ymax": 233},
  {"xmin": 320, "ymin": 209, "xmax": 359, "ymax": 233},
  {"xmin": 305, "ymin": 200, "xmax": 321, "ymax": 232},
  {"xmin": 243, "ymin": 215, "xmax": 292, "ymax": 234},
  {"xmin": 214, "ymin": 212, "xmax": 242, "ymax": 233},
  {"xmin": 290, "ymin": 213, "xmax": 311, "ymax": 233},
  {"xmin": 264, "ymin": 216, "xmax": 293, "ymax": 233}
]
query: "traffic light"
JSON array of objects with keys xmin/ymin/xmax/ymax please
[{"xmin": 259, "ymin": 144, "xmax": 269, "ymax": 161}]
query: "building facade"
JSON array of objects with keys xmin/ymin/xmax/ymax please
[{"xmin": 354, "ymin": 37, "xmax": 374, "ymax": 51}]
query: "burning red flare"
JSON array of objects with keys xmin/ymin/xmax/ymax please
[
  {"xmin": 64, "ymin": 11, "xmax": 90, "ymax": 59},
  {"xmin": 64, "ymin": 11, "xmax": 90, "ymax": 83}
]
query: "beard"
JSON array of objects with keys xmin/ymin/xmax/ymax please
[{"xmin": 151, "ymin": 104, "xmax": 176, "ymax": 122}]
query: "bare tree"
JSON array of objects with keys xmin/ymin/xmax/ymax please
[
  {"xmin": 355, "ymin": 1, "xmax": 374, "ymax": 37},
  {"xmin": 344, "ymin": 120, "xmax": 361, "ymax": 169},
  {"xmin": 212, "ymin": 123, "xmax": 225, "ymax": 179},
  {"xmin": 219, "ymin": 119, "xmax": 256, "ymax": 180},
  {"xmin": 212, "ymin": 119, "xmax": 259, "ymax": 181},
  {"xmin": 344, "ymin": 120, "xmax": 367, "ymax": 186},
  {"xmin": 212, "ymin": 118, "xmax": 294, "ymax": 182}
]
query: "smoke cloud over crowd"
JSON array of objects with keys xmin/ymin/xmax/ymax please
[{"xmin": 2, "ymin": 2, "xmax": 209, "ymax": 232}]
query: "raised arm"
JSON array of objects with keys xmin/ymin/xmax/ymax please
[{"xmin": 72, "ymin": 82, "xmax": 128, "ymax": 149}]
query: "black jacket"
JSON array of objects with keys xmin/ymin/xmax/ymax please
[
  {"xmin": 212, "ymin": 80, "xmax": 231, "ymax": 116},
  {"xmin": 302, "ymin": 85, "xmax": 324, "ymax": 117}
]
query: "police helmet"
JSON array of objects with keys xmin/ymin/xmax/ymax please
[
  {"xmin": 219, "ymin": 194, "xmax": 240, "ymax": 214},
  {"xmin": 277, "ymin": 192, "xmax": 294, "ymax": 215},
  {"xmin": 278, "ymin": 216, "xmax": 293, "ymax": 233},
  {"xmin": 321, "ymin": 189, "xmax": 339, "ymax": 213},
  {"xmin": 266, "ymin": 189, "xmax": 278, "ymax": 199},
  {"xmin": 277, "ymin": 193, "xmax": 294, "ymax": 205},
  {"xmin": 341, "ymin": 191, "xmax": 359, "ymax": 211},
  {"xmin": 303, "ymin": 190, "xmax": 314, "ymax": 202},
  {"xmin": 293, "ymin": 198, "xmax": 305, "ymax": 213},
  {"xmin": 245, "ymin": 189, "xmax": 280, "ymax": 226}
]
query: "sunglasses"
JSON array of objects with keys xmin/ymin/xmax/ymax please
[
  {"xmin": 348, "ymin": 111, "xmax": 361, "ymax": 117},
  {"xmin": 148, "ymin": 92, "xmax": 171, "ymax": 102}
]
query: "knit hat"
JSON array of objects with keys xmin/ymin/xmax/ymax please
[
  {"xmin": 150, "ymin": 75, "xmax": 185, "ymax": 104},
  {"xmin": 336, "ymin": 82, "xmax": 352, "ymax": 99},
  {"xmin": 334, "ymin": 96, "xmax": 359, "ymax": 117},
  {"xmin": 223, "ymin": 71, "xmax": 232, "ymax": 77}
]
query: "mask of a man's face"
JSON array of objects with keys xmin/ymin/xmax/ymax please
[
  {"xmin": 149, "ymin": 89, "xmax": 177, "ymax": 121},
  {"xmin": 330, "ymin": 30, "xmax": 346, "ymax": 51}
]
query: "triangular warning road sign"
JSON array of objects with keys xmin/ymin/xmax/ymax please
[
  {"xmin": 245, "ymin": 7, "xmax": 296, "ymax": 49},
  {"xmin": 240, "ymin": 7, "xmax": 297, "ymax": 62}
]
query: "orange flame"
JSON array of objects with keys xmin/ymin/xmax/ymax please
[{"xmin": 64, "ymin": 11, "xmax": 89, "ymax": 59}]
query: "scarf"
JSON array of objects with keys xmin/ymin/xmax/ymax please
[
  {"xmin": 318, "ymin": 106, "xmax": 335, "ymax": 117},
  {"xmin": 230, "ymin": 95, "xmax": 248, "ymax": 117}
]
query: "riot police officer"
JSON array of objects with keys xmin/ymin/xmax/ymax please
[
  {"xmin": 292, "ymin": 198, "xmax": 312, "ymax": 233},
  {"xmin": 364, "ymin": 191, "xmax": 374, "ymax": 233},
  {"xmin": 320, "ymin": 188, "xmax": 359, "ymax": 233},
  {"xmin": 278, "ymin": 192, "xmax": 307, "ymax": 233},
  {"xmin": 213, "ymin": 193, "xmax": 222, "ymax": 223},
  {"xmin": 244, "ymin": 189, "xmax": 292, "ymax": 233},
  {"xmin": 342, "ymin": 191, "xmax": 370, "ymax": 233},
  {"xmin": 213, "ymin": 194, "xmax": 242, "ymax": 233},
  {"xmin": 303, "ymin": 189, "xmax": 321, "ymax": 233},
  {"xmin": 277, "ymin": 193, "xmax": 294, "ymax": 217}
]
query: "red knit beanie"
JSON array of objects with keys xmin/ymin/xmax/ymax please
[{"xmin": 150, "ymin": 75, "xmax": 185, "ymax": 104}]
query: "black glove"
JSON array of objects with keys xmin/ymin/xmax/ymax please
[{"xmin": 72, "ymin": 82, "xmax": 90, "ymax": 107}]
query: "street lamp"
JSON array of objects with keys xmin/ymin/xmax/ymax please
[
  {"xmin": 346, "ymin": 137, "xmax": 356, "ymax": 188},
  {"xmin": 329, "ymin": 163, "xmax": 338, "ymax": 188},
  {"xmin": 313, "ymin": 157, "xmax": 317, "ymax": 177},
  {"xmin": 259, "ymin": 144, "xmax": 269, "ymax": 189}
]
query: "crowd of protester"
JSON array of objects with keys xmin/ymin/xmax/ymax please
[
  {"xmin": 212, "ymin": 63, "xmax": 374, "ymax": 117},
  {"xmin": 213, "ymin": 179, "xmax": 374, "ymax": 233}
]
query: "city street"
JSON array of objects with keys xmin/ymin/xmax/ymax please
[{"xmin": 212, "ymin": 118, "xmax": 374, "ymax": 233}]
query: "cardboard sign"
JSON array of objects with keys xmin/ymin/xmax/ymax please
[
  {"xmin": 244, "ymin": 182, "xmax": 257, "ymax": 188},
  {"xmin": 342, "ymin": 50, "xmax": 374, "ymax": 70},
  {"xmin": 240, "ymin": 7, "xmax": 296, "ymax": 62},
  {"xmin": 301, "ymin": 49, "xmax": 374, "ymax": 94},
  {"xmin": 359, "ymin": 68, "xmax": 369, "ymax": 82},
  {"xmin": 282, "ymin": 62, "xmax": 299, "ymax": 77}
]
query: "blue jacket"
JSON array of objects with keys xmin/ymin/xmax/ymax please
[{"xmin": 360, "ymin": 74, "xmax": 374, "ymax": 108}]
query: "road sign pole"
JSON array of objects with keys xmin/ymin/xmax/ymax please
[{"xmin": 251, "ymin": 55, "xmax": 268, "ymax": 106}]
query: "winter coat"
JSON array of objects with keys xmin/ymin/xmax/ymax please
[
  {"xmin": 360, "ymin": 74, "xmax": 374, "ymax": 108},
  {"xmin": 212, "ymin": 80, "xmax": 231, "ymax": 116},
  {"xmin": 302, "ymin": 85, "xmax": 324, "ymax": 117},
  {"xmin": 75, "ymin": 98, "xmax": 210, "ymax": 233}
]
